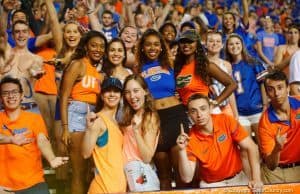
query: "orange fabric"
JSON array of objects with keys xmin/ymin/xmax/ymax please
[
  {"xmin": 114, "ymin": 1, "xmax": 122, "ymax": 14},
  {"xmin": 126, "ymin": 182, "xmax": 300, "ymax": 194},
  {"xmin": 122, "ymin": 125, "xmax": 143, "ymax": 163},
  {"xmin": 77, "ymin": 15, "xmax": 89, "ymax": 29},
  {"xmin": 70, "ymin": 57, "xmax": 102, "ymax": 104},
  {"xmin": 0, "ymin": 111, "xmax": 48, "ymax": 190},
  {"xmin": 258, "ymin": 99, "xmax": 300, "ymax": 164},
  {"xmin": 175, "ymin": 5, "xmax": 184, "ymax": 14},
  {"xmin": 29, "ymin": 30, "xmax": 35, "ymax": 37},
  {"xmin": 221, "ymin": 104, "xmax": 234, "ymax": 117},
  {"xmin": 88, "ymin": 112, "xmax": 126, "ymax": 194},
  {"xmin": 35, "ymin": 47, "xmax": 57, "ymax": 95},
  {"xmin": 187, "ymin": 114, "xmax": 248, "ymax": 183},
  {"xmin": 176, "ymin": 60, "xmax": 209, "ymax": 105}
]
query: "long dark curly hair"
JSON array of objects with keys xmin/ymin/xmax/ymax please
[
  {"xmin": 174, "ymin": 33, "xmax": 210, "ymax": 83},
  {"xmin": 135, "ymin": 29, "xmax": 172, "ymax": 72},
  {"xmin": 103, "ymin": 38, "xmax": 127, "ymax": 76}
]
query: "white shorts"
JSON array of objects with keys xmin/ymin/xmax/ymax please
[
  {"xmin": 199, "ymin": 171, "xmax": 248, "ymax": 188},
  {"xmin": 238, "ymin": 112, "xmax": 262, "ymax": 127}
]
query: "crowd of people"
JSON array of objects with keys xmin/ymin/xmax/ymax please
[{"xmin": 0, "ymin": 0, "xmax": 300, "ymax": 194}]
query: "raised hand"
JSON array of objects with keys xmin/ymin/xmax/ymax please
[
  {"xmin": 176, "ymin": 124, "xmax": 189, "ymax": 150},
  {"xmin": 132, "ymin": 114, "xmax": 142, "ymax": 131},
  {"xmin": 275, "ymin": 127, "xmax": 287, "ymax": 151},
  {"xmin": 86, "ymin": 105, "xmax": 98, "ymax": 129}
]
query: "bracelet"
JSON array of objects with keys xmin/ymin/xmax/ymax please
[{"xmin": 62, "ymin": 124, "xmax": 68, "ymax": 126}]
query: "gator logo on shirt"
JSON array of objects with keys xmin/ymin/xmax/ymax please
[
  {"xmin": 176, "ymin": 75, "xmax": 192, "ymax": 88},
  {"xmin": 296, "ymin": 113, "xmax": 300, "ymax": 120},
  {"xmin": 218, "ymin": 134, "xmax": 227, "ymax": 142},
  {"xmin": 150, "ymin": 74, "xmax": 161, "ymax": 82}
]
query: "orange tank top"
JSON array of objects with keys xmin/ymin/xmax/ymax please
[
  {"xmin": 35, "ymin": 47, "xmax": 58, "ymax": 95},
  {"xmin": 70, "ymin": 58, "xmax": 101, "ymax": 104},
  {"xmin": 88, "ymin": 112, "xmax": 126, "ymax": 193},
  {"xmin": 176, "ymin": 60, "xmax": 209, "ymax": 105}
]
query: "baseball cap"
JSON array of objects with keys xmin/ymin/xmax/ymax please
[
  {"xmin": 179, "ymin": 29, "xmax": 199, "ymax": 42},
  {"xmin": 180, "ymin": 21, "xmax": 196, "ymax": 32},
  {"xmin": 101, "ymin": 77, "xmax": 123, "ymax": 91}
]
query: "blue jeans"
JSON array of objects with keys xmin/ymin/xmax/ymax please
[{"xmin": 68, "ymin": 101, "xmax": 95, "ymax": 132}]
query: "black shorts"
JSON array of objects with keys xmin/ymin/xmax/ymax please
[{"xmin": 156, "ymin": 104, "xmax": 190, "ymax": 152}]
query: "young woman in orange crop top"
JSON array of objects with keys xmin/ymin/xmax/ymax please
[
  {"xmin": 60, "ymin": 31, "xmax": 107, "ymax": 194},
  {"xmin": 120, "ymin": 75, "xmax": 160, "ymax": 192},
  {"xmin": 174, "ymin": 29, "xmax": 237, "ymax": 107},
  {"xmin": 42, "ymin": 1, "xmax": 85, "ymax": 192}
]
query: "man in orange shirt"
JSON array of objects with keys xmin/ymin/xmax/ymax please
[
  {"xmin": 0, "ymin": 76, "xmax": 68, "ymax": 193},
  {"xmin": 258, "ymin": 71, "xmax": 300, "ymax": 183},
  {"xmin": 177, "ymin": 93, "xmax": 263, "ymax": 192}
]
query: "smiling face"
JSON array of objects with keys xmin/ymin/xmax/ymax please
[
  {"xmin": 161, "ymin": 25, "xmax": 176, "ymax": 42},
  {"xmin": 226, "ymin": 36, "xmax": 243, "ymax": 58},
  {"xmin": 223, "ymin": 13, "xmax": 235, "ymax": 31},
  {"xmin": 86, "ymin": 36, "xmax": 106, "ymax": 63},
  {"xmin": 179, "ymin": 39, "xmax": 197, "ymax": 57},
  {"xmin": 120, "ymin": 26, "xmax": 138, "ymax": 49},
  {"xmin": 124, "ymin": 79, "xmax": 147, "ymax": 111},
  {"xmin": 101, "ymin": 88, "xmax": 121, "ymax": 109},
  {"xmin": 63, "ymin": 23, "xmax": 81, "ymax": 49},
  {"xmin": 1, "ymin": 83, "xmax": 23, "ymax": 111},
  {"xmin": 143, "ymin": 34, "xmax": 162, "ymax": 61},
  {"xmin": 108, "ymin": 41, "xmax": 125, "ymax": 66},
  {"xmin": 206, "ymin": 33, "xmax": 223, "ymax": 54},
  {"xmin": 12, "ymin": 22, "xmax": 29, "ymax": 48}
]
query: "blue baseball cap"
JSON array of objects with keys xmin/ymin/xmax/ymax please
[{"xmin": 101, "ymin": 77, "xmax": 123, "ymax": 91}]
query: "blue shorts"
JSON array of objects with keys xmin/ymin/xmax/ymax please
[{"xmin": 68, "ymin": 101, "xmax": 95, "ymax": 132}]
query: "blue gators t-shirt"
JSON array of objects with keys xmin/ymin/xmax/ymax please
[
  {"xmin": 141, "ymin": 60, "xmax": 176, "ymax": 100},
  {"xmin": 232, "ymin": 60, "xmax": 268, "ymax": 116}
]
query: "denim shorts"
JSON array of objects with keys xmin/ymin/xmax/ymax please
[{"xmin": 68, "ymin": 101, "xmax": 95, "ymax": 132}]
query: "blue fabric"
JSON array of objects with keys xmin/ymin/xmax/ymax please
[
  {"xmin": 141, "ymin": 60, "xmax": 176, "ymax": 100},
  {"xmin": 102, "ymin": 26, "xmax": 119, "ymax": 41},
  {"xmin": 204, "ymin": 11, "xmax": 218, "ymax": 28},
  {"xmin": 257, "ymin": 31, "xmax": 279, "ymax": 62},
  {"xmin": 268, "ymin": 97, "xmax": 300, "ymax": 125},
  {"xmin": 232, "ymin": 60, "xmax": 266, "ymax": 116},
  {"xmin": 277, "ymin": 33, "xmax": 286, "ymax": 45},
  {"xmin": 7, "ymin": 29, "xmax": 38, "ymax": 52},
  {"xmin": 67, "ymin": 101, "xmax": 95, "ymax": 132},
  {"xmin": 96, "ymin": 130, "xmax": 108, "ymax": 147}
]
